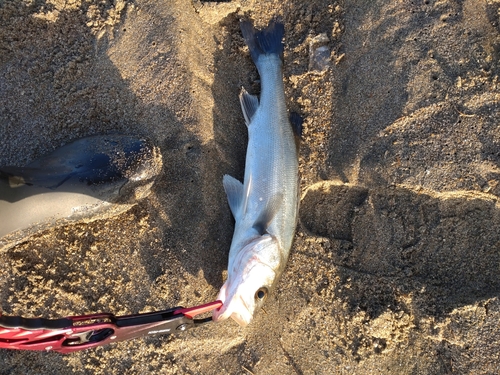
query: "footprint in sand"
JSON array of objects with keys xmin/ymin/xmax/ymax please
[{"xmin": 300, "ymin": 180, "xmax": 500, "ymax": 316}]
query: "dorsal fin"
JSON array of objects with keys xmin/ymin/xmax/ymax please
[
  {"xmin": 252, "ymin": 193, "xmax": 283, "ymax": 235},
  {"xmin": 239, "ymin": 87, "xmax": 259, "ymax": 127},
  {"xmin": 222, "ymin": 174, "xmax": 244, "ymax": 219}
]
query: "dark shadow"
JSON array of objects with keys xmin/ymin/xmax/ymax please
[
  {"xmin": 209, "ymin": 11, "xmax": 252, "ymax": 272},
  {"xmin": 300, "ymin": 181, "xmax": 500, "ymax": 319}
]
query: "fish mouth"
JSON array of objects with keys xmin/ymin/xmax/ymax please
[
  {"xmin": 212, "ymin": 284, "xmax": 253, "ymax": 327},
  {"xmin": 213, "ymin": 260, "xmax": 277, "ymax": 326},
  {"xmin": 228, "ymin": 309, "xmax": 253, "ymax": 327}
]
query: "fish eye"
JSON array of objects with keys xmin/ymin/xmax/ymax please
[{"xmin": 255, "ymin": 287, "xmax": 268, "ymax": 301}]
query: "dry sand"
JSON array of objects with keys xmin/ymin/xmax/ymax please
[{"xmin": 1, "ymin": 0, "xmax": 500, "ymax": 374}]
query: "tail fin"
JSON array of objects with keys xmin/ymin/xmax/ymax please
[{"xmin": 240, "ymin": 18, "xmax": 284, "ymax": 64}]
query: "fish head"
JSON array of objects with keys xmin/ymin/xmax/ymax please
[{"xmin": 213, "ymin": 234, "xmax": 282, "ymax": 327}]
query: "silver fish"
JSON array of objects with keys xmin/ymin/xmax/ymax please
[{"xmin": 213, "ymin": 19, "xmax": 301, "ymax": 326}]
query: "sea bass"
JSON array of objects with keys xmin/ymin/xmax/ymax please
[{"xmin": 213, "ymin": 19, "xmax": 301, "ymax": 326}]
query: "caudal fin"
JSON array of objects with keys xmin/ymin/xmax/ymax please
[{"xmin": 240, "ymin": 18, "xmax": 284, "ymax": 64}]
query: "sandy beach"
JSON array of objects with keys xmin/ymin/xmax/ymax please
[{"xmin": 1, "ymin": 0, "xmax": 500, "ymax": 373}]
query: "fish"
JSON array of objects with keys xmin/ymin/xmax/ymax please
[
  {"xmin": 0, "ymin": 135, "xmax": 162, "ymax": 251},
  {"xmin": 213, "ymin": 18, "xmax": 301, "ymax": 326}
]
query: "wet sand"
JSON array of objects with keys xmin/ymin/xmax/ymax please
[{"xmin": 1, "ymin": 0, "xmax": 500, "ymax": 374}]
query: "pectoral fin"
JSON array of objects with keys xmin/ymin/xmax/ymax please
[
  {"xmin": 223, "ymin": 174, "xmax": 244, "ymax": 219},
  {"xmin": 252, "ymin": 193, "xmax": 283, "ymax": 235}
]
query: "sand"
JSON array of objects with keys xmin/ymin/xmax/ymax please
[{"xmin": 1, "ymin": 0, "xmax": 500, "ymax": 374}]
